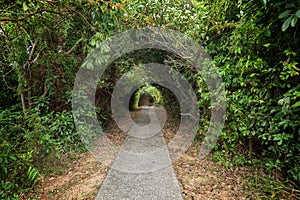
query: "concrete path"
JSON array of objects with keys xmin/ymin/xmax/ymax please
[{"xmin": 95, "ymin": 107, "xmax": 183, "ymax": 200}]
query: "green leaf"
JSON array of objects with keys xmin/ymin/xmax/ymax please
[
  {"xmin": 296, "ymin": 10, "xmax": 300, "ymax": 18},
  {"xmin": 27, "ymin": 166, "xmax": 38, "ymax": 181},
  {"xmin": 282, "ymin": 16, "xmax": 293, "ymax": 31},
  {"xmin": 264, "ymin": 29, "xmax": 271, "ymax": 37},
  {"xmin": 2, "ymin": 167, "xmax": 7, "ymax": 174},
  {"xmin": 90, "ymin": 39, "xmax": 96, "ymax": 46},
  {"xmin": 291, "ymin": 101, "xmax": 300, "ymax": 108},
  {"xmin": 9, "ymin": 155, "xmax": 16, "ymax": 161},
  {"xmin": 23, "ymin": 2, "xmax": 29, "ymax": 11},
  {"xmin": 291, "ymin": 16, "xmax": 298, "ymax": 27},
  {"xmin": 278, "ymin": 10, "xmax": 291, "ymax": 19},
  {"xmin": 263, "ymin": 43, "xmax": 271, "ymax": 47}
]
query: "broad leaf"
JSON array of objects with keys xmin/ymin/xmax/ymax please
[
  {"xmin": 291, "ymin": 101, "xmax": 300, "ymax": 108},
  {"xmin": 278, "ymin": 10, "xmax": 291, "ymax": 19},
  {"xmin": 282, "ymin": 16, "xmax": 292, "ymax": 31},
  {"xmin": 23, "ymin": 2, "xmax": 29, "ymax": 11},
  {"xmin": 296, "ymin": 10, "xmax": 300, "ymax": 18},
  {"xmin": 291, "ymin": 16, "xmax": 298, "ymax": 27}
]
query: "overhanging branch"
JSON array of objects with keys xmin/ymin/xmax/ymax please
[{"xmin": 0, "ymin": 9, "xmax": 67, "ymax": 22}]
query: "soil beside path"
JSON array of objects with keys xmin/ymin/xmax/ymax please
[{"xmin": 26, "ymin": 108, "xmax": 262, "ymax": 200}]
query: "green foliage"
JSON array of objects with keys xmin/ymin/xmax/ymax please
[
  {"xmin": 201, "ymin": 0, "xmax": 300, "ymax": 188},
  {"xmin": 0, "ymin": 105, "xmax": 40, "ymax": 198},
  {"xmin": 132, "ymin": 84, "xmax": 165, "ymax": 109},
  {"xmin": 0, "ymin": 0, "xmax": 124, "ymax": 198},
  {"xmin": 120, "ymin": 1, "xmax": 300, "ymax": 189},
  {"xmin": 0, "ymin": 104, "xmax": 80, "ymax": 198},
  {"xmin": 0, "ymin": 0, "xmax": 299, "ymax": 197},
  {"xmin": 277, "ymin": 2, "xmax": 300, "ymax": 31}
]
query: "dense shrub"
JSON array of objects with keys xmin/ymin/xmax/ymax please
[
  {"xmin": 202, "ymin": 0, "xmax": 300, "ymax": 185},
  {"xmin": 0, "ymin": 104, "xmax": 81, "ymax": 198}
]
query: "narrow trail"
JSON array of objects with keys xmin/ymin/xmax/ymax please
[
  {"xmin": 96, "ymin": 107, "xmax": 182, "ymax": 199},
  {"xmin": 30, "ymin": 107, "xmax": 263, "ymax": 200}
]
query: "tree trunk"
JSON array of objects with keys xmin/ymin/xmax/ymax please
[{"xmin": 21, "ymin": 92, "xmax": 26, "ymax": 115}]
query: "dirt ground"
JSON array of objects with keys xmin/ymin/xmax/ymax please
[{"xmin": 25, "ymin": 112, "xmax": 263, "ymax": 200}]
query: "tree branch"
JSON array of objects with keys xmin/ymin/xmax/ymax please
[
  {"xmin": 0, "ymin": 9, "xmax": 67, "ymax": 22},
  {"xmin": 71, "ymin": 9, "xmax": 96, "ymax": 31},
  {"xmin": 2, "ymin": 68, "xmax": 14, "ymax": 90},
  {"xmin": 66, "ymin": 35, "xmax": 84, "ymax": 54},
  {"xmin": 28, "ymin": 40, "xmax": 38, "ymax": 61}
]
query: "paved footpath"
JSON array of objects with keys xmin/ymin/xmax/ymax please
[{"xmin": 95, "ymin": 107, "xmax": 183, "ymax": 200}]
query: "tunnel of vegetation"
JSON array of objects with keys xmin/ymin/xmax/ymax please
[
  {"xmin": 95, "ymin": 48, "xmax": 200, "ymax": 126},
  {"xmin": 0, "ymin": 0, "xmax": 299, "ymax": 198},
  {"xmin": 131, "ymin": 84, "xmax": 161, "ymax": 108}
]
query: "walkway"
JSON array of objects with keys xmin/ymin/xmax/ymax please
[{"xmin": 95, "ymin": 107, "xmax": 183, "ymax": 200}]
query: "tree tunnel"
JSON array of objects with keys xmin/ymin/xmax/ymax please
[
  {"xmin": 138, "ymin": 93, "xmax": 154, "ymax": 107},
  {"xmin": 129, "ymin": 84, "xmax": 163, "ymax": 109},
  {"xmin": 128, "ymin": 83, "xmax": 181, "ymax": 119},
  {"xmin": 93, "ymin": 48, "xmax": 211, "ymax": 131}
]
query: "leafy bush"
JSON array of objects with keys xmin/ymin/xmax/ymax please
[
  {"xmin": 202, "ymin": 0, "xmax": 300, "ymax": 186},
  {"xmin": 0, "ymin": 104, "xmax": 81, "ymax": 198}
]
